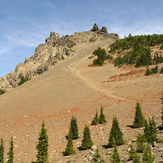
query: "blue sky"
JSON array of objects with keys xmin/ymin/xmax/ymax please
[{"xmin": 0, "ymin": 0, "xmax": 163, "ymax": 77}]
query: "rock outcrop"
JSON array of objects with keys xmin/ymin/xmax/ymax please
[
  {"xmin": 91, "ymin": 23, "xmax": 100, "ymax": 31},
  {"xmin": 0, "ymin": 26, "xmax": 119, "ymax": 91},
  {"xmin": 100, "ymin": 26, "xmax": 108, "ymax": 33}
]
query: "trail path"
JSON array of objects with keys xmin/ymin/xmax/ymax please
[{"xmin": 58, "ymin": 42, "xmax": 162, "ymax": 104}]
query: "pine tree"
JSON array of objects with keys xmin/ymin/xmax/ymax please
[
  {"xmin": 95, "ymin": 147, "xmax": 101, "ymax": 159},
  {"xmin": 7, "ymin": 137, "xmax": 14, "ymax": 163},
  {"xmin": 108, "ymin": 116, "xmax": 124, "ymax": 147},
  {"xmin": 98, "ymin": 106, "xmax": 107, "ymax": 124},
  {"xmin": 110, "ymin": 144, "xmax": 121, "ymax": 163},
  {"xmin": 142, "ymin": 144, "xmax": 155, "ymax": 163},
  {"xmin": 94, "ymin": 147, "xmax": 105, "ymax": 163},
  {"xmin": 136, "ymin": 132, "xmax": 147, "ymax": 153},
  {"xmin": 133, "ymin": 102, "xmax": 145, "ymax": 128},
  {"xmin": 91, "ymin": 110, "xmax": 99, "ymax": 125},
  {"xmin": 0, "ymin": 138, "xmax": 4, "ymax": 163},
  {"xmin": 144, "ymin": 117, "xmax": 157, "ymax": 143},
  {"xmin": 129, "ymin": 144, "xmax": 137, "ymax": 160},
  {"xmin": 70, "ymin": 116, "xmax": 79, "ymax": 139},
  {"xmin": 64, "ymin": 129, "xmax": 76, "ymax": 156},
  {"xmin": 79, "ymin": 125, "xmax": 93, "ymax": 150},
  {"xmin": 36, "ymin": 121, "xmax": 49, "ymax": 163}
]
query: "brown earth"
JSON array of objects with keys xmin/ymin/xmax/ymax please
[{"xmin": 0, "ymin": 37, "xmax": 163, "ymax": 162}]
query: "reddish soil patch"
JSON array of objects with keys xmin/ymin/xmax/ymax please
[
  {"xmin": 105, "ymin": 69, "xmax": 144, "ymax": 82},
  {"xmin": 88, "ymin": 64, "xmax": 98, "ymax": 67}
]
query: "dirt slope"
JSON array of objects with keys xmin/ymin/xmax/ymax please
[{"xmin": 0, "ymin": 36, "xmax": 162, "ymax": 162}]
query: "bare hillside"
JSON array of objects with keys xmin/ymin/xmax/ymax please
[{"xmin": 0, "ymin": 26, "xmax": 162, "ymax": 162}]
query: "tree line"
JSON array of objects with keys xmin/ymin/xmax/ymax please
[
  {"xmin": 91, "ymin": 34, "xmax": 163, "ymax": 69},
  {"xmin": 109, "ymin": 34, "xmax": 163, "ymax": 53}
]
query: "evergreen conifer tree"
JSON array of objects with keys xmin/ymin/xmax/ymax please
[
  {"xmin": 108, "ymin": 116, "xmax": 124, "ymax": 147},
  {"xmin": 36, "ymin": 121, "xmax": 48, "ymax": 163},
  {"xmin": 129, "ymin": 144, "xmax": 137, "ymax": 160},
  {"xmin": 110, "ymin": 144, "xmax": 121, "ymax": 163},
  {"xmin": 70, "ymin": 116, "xmax": 79, "ymax": 139},
  {"xmin": 136, "ymin": 132, "xmax": 147, "ymax": 153},
  {"xmin": 144, "ymin": 117, "xmax": 157, "ymax": 143},
  {"xmin": 95, "ymin": 147, "xmax": 101, "ymax": 159},
  {"xmin": 98, "ymin": 106, "xmax": 107, "ymax": 124},
  {"xmin": 94, "ymin": 147, "xmax": 105, "ymax": 163},
  {"xmin": 133, "ymin": 102, "xmax": 145, "ymax": 128},
  {"xmin": 7, "ymin": 137, "xmax": 14, "ymax": 163},
  {"xmin": 0, "ymin": 138, "xmax": 4, "ymax": 163},
  {"xmin": 79, "ymin": 125, "xmax": 93, "ymax": 150},
  {"xmin": 144, "ymin": 119, "xmax": 149, "ymax": 138},
  {"xmin": 91, "ymin": 110, "xmax": 99, "ymax": 125},
  {"xmin": 64, "ymin": 129, "xmax": 76, "ymax": 156},
  {"xmin": 142, "ymin": 144, "xmax": 155, "ymax": 163}
]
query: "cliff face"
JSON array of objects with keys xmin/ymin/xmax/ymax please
[{"xmin": 0, "ymin": 25, "xmax": 119, "ymax": 91}]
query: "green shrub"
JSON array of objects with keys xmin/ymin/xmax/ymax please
[
  {"xmin": 93, "ymin": 58, "xmax": 103, "ymax": 66},
  {"xmin": 160, "ymin": 67, "xmax": 163, "ymax": 74},
  {"xmin": 114, "ymin": 57, "xmax": 124, "ymax": 66},
  {"xmin": 145, "ymin": 67, "xmax": 152, "ymax": 76},
  {"xmin": 68, "ymin": 42, "xmax": 76, "ymax": 48},
  {"xmin": 18, "ymin": 76, "xmax": 30, "ymax": 86},
  {"xmin": 89, "ymin": 38, "xmax": 95, "ymax": 42},
  {"xmin": 92, "ymin": 47, "xmax": 113, "ymax": 66},
  {"xmin": 151, "ymin": 66, "xmax": 158, "ymax": 74},
  {"xmin": 0, "ymin": 90, "xmax": 5, "ymax": 95},
  {"xmin": 106, "ymin": 54, "xmax": 113, "ymax": 59}
]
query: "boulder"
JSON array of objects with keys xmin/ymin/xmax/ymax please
[
  {"xmin": 100, "ymin": 26, "xmax": 108, "ymax": 33},
  {"xmin": 158, "ymin": 147, "xmax": 163, "ymax": 152},
  {"xmin": 91, "ymin": 145, "xmax": 97, "ymax": 150}
]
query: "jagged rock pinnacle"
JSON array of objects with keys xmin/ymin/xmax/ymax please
[{"xmin": 91, "ymin": 23, "xmax": 100, "ymax": 31}]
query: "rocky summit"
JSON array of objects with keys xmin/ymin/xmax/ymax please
[{"xmin": 0, "ymin": 24, "xmax": 118, "ymax": 91}]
